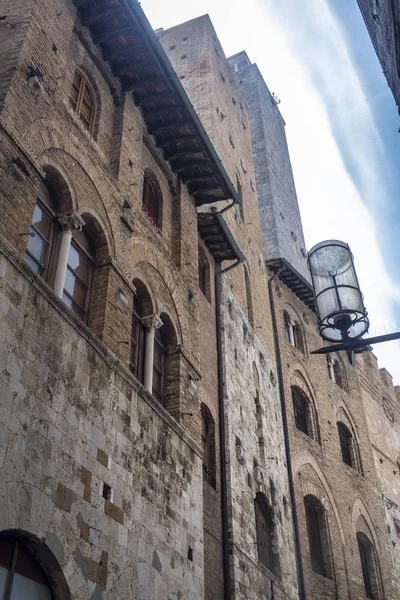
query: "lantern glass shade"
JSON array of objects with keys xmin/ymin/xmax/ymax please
[{"xmin": 308, "ymin": 240, "xmax": 369, "ymax": 342}]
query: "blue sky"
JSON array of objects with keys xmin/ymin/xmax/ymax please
[{"xmin": 141, "ymin": 0, "xmax": 400, "ymax": 383}]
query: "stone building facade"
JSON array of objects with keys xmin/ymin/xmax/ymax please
[
  {"xmin": 356, "ymin": 0, "xmax": 400, "ymax": 110},
  {"xmin": 0, "ymin": 1, "xmax": 399, "ymax": 600},
  {"xmin": 231, "ymin": 51, "xmax": 399, "ymax": 600}
]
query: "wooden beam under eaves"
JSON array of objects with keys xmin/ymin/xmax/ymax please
[
  {"xmin": 136, "ymin": 90, "xmax": 175, "ymax": 106},
  {"xmin": 103, "ymin": 43, "xmax": 142, "ymax": 62},
  {"xmin": 122, "ymin": 74, "xmax": 165, "ymax": 92},
  {"xmin": 93, "ymin": 25, "xmax": 138, "ymax": 45},
  {"xmin": 80, "ymin": 7, "xmax": 125, "ymax": 26},
  {"xmin": 115, "ymin": 57, "xmax": 155, "ymax": 77}
]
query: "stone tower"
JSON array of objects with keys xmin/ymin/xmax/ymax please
[{"xmin": 228, "ymin": 52, "xmax": 309, "ymax": 280}]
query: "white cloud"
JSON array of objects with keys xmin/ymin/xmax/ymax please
[{"xmin": 141, "ymin": 0, "xmax": 400, "ymax": 382}]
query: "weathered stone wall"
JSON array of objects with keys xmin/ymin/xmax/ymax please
[
  {"xmin": 161, "ymin": 17, "xmax": 300, "ymax": 600},
  {"xmin": 0, "ymin": 1, "xmax": 213, "ymax": 597},
  {"xmin": 228, "ymin": 52, "xmax": 309, "ymax": 281},
  {"xmin": 273, "ymin": 276, "xmax": 397, "ymax": 600},
  {"xmin": 358, "ymin": 353, "xmax": 400, "ymax": 597},
  {"xmin": 357, "ymin": 0, "xmax": 400, "ymax": 110},
  {"xmin": 221, "ymin": 280, "xmax": 299, "ymax": 600},
  {"xmin": 0, "ymin": 241, "xmax": 203, "ymax": 599}
]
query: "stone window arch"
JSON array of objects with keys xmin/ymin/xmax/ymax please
[
  {"xmin": 75, "ymin": 212, "xmax": 109, "ymax": 327},
  {"xmin": 130, "ymin": 279, "xmax": 154, "ymax": 382},
  {"xmin": 236, "ymin": 173, "xmax": 245, "ymax": 221},
  {"xmin": 24, "ymin": 181, "xmax": 59, "ymax": 280},
  {"xmin": 292, "ymin": 386, "xmax": 318, "ymax": 441},
  {"xmin": 327, "ymin": 354, "xmax": 347, "ymax": 391},
  {"xmin": 155, "ymin": 312, "xmax": 178, "ymax": 413},
  {"xmin": 70, "ymin": 70, "xmax": 96, "ymax": 134},
  {"xmin": 335, "ymin": 407, "xmax": 363, "ymax": 474},
  {"xmin": 244, "ymin": 264, "xmax": 254, "ymax": 328},
  {"xmin": 201, "ymin": 403, "xmax": 216, "ymax": 488},
  {"xmin": 357, "ymin": 531, "xmax": 381, "ymax": 599},
  {"xmin": 198, "ymin": 245, "xmax": 210, "ymax": 301},
  {"xmin": 304, "ymin": 495, "xmax": 333, "ymax": 579},
  {"xmin": 283, "ymin": 307, "xmax": 306, "ymax": 354},
  {"xmin": 355, "ymin": 514, "xmax": 383, "ymax": 599},
  {"xmin": 0, "ymin": 530, "xmax": 71, "ymax": 600},
  {"xmin": 254, "ymin": 493, "xmax": 280, "ymax": 575},
  {"xmin": 142, "ymin": 170, "xmax": 163, "ymax": 232}
]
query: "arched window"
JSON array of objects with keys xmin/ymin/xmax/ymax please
[
  {"xmin": 236, "ymin": 174, "xmax": 244, "ymax": 221},
  {"xmin": 70, "ymin": 70, "xmax": 95, "ymax": 132},
  {"xmin": 304, "ymin": 495, "xmax": 333, "ymax": 579},
  {"xmin": 333, "ymin": 360, "xmax": 344, "ymax": 389},
  {"xmin": 153, "ymin": 325, "xmax": 167, "ymax": 404},
  {"xmin": 24, "ymin": 181, "xmax": 58, "ymax": 279},
  {"xmin": 337, "ymin": 422, "xmax": 353, "ymax": 467},
  {"xmin": 293, "ymin": 321, "xmax": 305, "ymax": 354},
  {"xmin": 254, "ymin": 493, "xmax": 278, "ymax": 573},
  {"xmin": 283, "ymin": 311, "xmax": 292, "ymax": 342},
  {"xmin": 142, "ymin": 173, "xmax": 162, "ymax": 230},
  {"xmin": 292, "ymin": 387, "xmax": 310, "ymax": 436},
  {"xmin": 201, "ymin": 404, "xmax": 216, "ymax": 488},
  {"xmin": 357, "ymin": 533, "xmax": 380, "ymax": 599},
  {"xmin": 198, "ymin": 246, "xmax": 210, "ymax": 300},
  {"xmin": 62, "ymin": 227, "xmax": 94, "ymax": 321},
  {"xmin": 0, "ymin": 536, "xmax": 53, "ymax": 599},
  {"xmin": 244, "ymin": 265, "xmax": 254, "ymax": 327},
  {"xmin": 130, "ymin": 294, "xmax": 146, "ymax": 381}
]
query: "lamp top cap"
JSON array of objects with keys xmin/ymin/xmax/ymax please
[{"xmin": 308, "ymin": 239, "xmax": 350, "ymax": 256}]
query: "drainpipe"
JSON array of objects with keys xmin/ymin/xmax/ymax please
[
  {"xmin": 268, "ymin": 267, "xmax": 306, "ymax": 600},
  {"xmin": 211, "ymin": 207, "xmax": 245, "ymax": 600}
]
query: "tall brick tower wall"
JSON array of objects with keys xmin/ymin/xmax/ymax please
[
  {"xmin": 161, "ymin": 16, "xmax": 300, "ymax": 600},
  {"xmin": 228, "ymin": 52, "xmax": 309, "ymax": 281}
]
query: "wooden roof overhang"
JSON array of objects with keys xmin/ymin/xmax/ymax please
[
  {"xmin": 266, "ymin": 258, "xmax": 316, "ymax": 313},
  {"xmin": 74, "ymin": 0, "xmax": 243, "ymax": 263}
]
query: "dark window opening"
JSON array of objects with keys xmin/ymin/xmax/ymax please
[
  {"xmin": 102, "ymin": 483, "xmax": 112, "ymax": 501},
  {"xmin": 292, "ymin": 388, "xmax": 309, "ymax": 436},
  {"xmin": 254, "ymin": 493, "xmax": 277, "ymax": 573},
  {"xmin": 338, "ymin": 422, "xmax": 353, "ymax": 467},
  {"xmin": 201, "ymin": 404, "xmax": 216, "ymax": 488},
  {"xmin": 357, "ymin": 533, "xmax": 379, "ymax": 599},
  {"xmin": 130, "ymin": 294, "xmax": 146, "ymax": 381},
  {"xmin": 153, "ymin": 326, "xmax": 167, "ymax": 405},
  {"xmin": 304, "ymin": 495, "xmax": 332, "ymax": 579}
]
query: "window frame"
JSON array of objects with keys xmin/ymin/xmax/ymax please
[
  {"xmin": 129, "ymin": 295, "xmax": 146, "ymax": 382},
  {"xmin": 70, "ymin": 70, "xmax": 95, "ymax": 133},
  {"xmin": 337, "ymin": 422, "xmax": 353, "ymax": 468},
  {"xmin": 0, "ymin": 536, "xmax": 54, "ymax": 600},
  {"xmin": 62, "ymin": 228, "xmax": 94, "ymax": 322},
  {"xmin": 304, "ymin": 495, "xmax": 333, "ymax": 580},
  {"xmin": 24, "ymin": 183, "xmax": 58, "ymax": 282},
  {"xmin": 292, "ymin": 388, "xmax": 309, "ymax": 436},
  {"xmin": 254, "ymin": 493, "xmax": 275, "ymax": 573},
  {"xmin": 153, "ymin": 326, "xmax": 167, "ymax": 405}
]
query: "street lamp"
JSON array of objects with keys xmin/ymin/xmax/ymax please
[
  {"xmin": 308, "ymin": 240, "xmax": 400, "ymax": 355},
  {"xmin": 308, "ymin": 240, "xmax": 369, "ymax": 343}
]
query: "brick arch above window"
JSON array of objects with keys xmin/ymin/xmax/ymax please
[
  {"xmin": 282, "ymin": 304, "xmax": 307, "ymax": 355},
  {"xmin": 294, "ymin": 453, "xmax": 346, "ymax": 549},
  {"xmin": 0, "ymin": 529, "xmax": 72, "ymax": 600},
  {"xmin": 290, "ymin": 371, "xmax": 321, "ymax": 443},
  {"xmin": 334, "ymin": 406, "xmax": 363, "ymax": 474}
]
